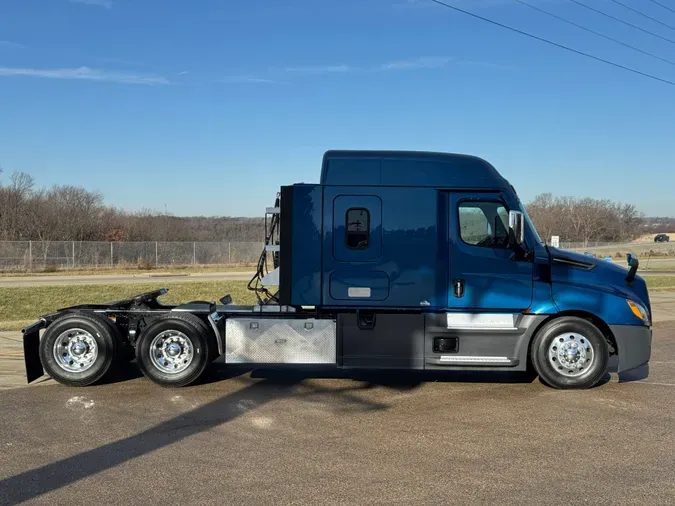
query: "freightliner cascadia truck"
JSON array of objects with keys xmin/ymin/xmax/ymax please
[{"xmin": 21, "ymin": 150, "xmax": 652, "ymax": 390}]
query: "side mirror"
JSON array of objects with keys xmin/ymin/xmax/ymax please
[{"xmin": 508, "ymin": 210, "xmax": 525, "ymax": 246}]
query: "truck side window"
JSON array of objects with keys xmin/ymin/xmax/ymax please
[
  {"xmin": 346, "ymin": 208, "xmax": 370, "ymax": 250},
  {"xmin": 459, "ymin": 201, "xmax": 509, "ymax": 248}
]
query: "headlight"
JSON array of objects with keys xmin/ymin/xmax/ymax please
[{"xmin": 626, "ymin": 299, "xmax": 650, "ymax": 324}]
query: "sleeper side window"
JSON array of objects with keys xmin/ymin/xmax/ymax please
[
  {"xmin": 346, "ymin": 208, "xmax": 370, "ymax": 250},
  {"xmin": 458, "ymin": 201, "xmax": 509, "ymax": 249}
]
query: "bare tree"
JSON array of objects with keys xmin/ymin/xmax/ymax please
[
  {"xmin": 4, "ymin": 170, "xmax": 646, "ymax": 246},
  {"xmin": 0, "ymin": 171, "xmax": 35, "ymax": 240},
  {"xmin": 525, "ymin": 193, "xmax": 644, "ymax": 244}
]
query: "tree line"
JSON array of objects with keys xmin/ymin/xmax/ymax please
[
  {"xmin": 0, "ymin": 171, "xmax": 265, "ymax": 242},
  {"xmin": 525, "ymin": 193, "xmax": 645, "ymax": 245},
  {"xmin": 0, "ymin": 170, "xmax": 662, "ymax": 244}
]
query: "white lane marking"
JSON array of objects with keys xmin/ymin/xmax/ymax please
[{"xmin": 650, "ymin": 361, "xmax": 675, "ymax": 364}]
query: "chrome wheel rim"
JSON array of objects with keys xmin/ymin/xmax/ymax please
[
  {"xmin": 548, "ymin": 333, "xmax": 594, "ymax": 377},
  {"xmin": 149, "ymin": 330, "xmax": 194, "ymax": 374},
  {"xmin": 53, "ymin": 328, "xmax": 98, "ymax": 373}
]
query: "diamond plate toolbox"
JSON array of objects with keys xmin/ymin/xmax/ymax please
[{"xmin": 225, "ymin": 318, "xmax": 336, "ymax": 364}]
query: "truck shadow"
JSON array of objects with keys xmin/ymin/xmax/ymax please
[
  {"xmin": 99, "ymin": 361, "xmax": 143, "ymax": 384},
  {"xmin": 2, "ymin": 360, "xmax": 617, "ymax": 504},
  {"xmin": 247, "ymin": 368, "xmax": 620, "ymax": 389},
  {"xmin": 102, "ymin": 356, "xmax": 620, "ymax": 392},
  {"xmin": 102, "ymin": 361, "xmax": 542, "ymax": 388},
  {"xmin": 247, "ymin": 367, "xmax": 538, "ymax": 385},
  {"xmin": 195, "ymin": 358, "xmax": 542, "ymax": 387},
  {"xmin": 0, "ymin": 364, "xmax": 546, "ymax": 504},
  {"xmin": 0, "ymin": 372, "xmax": 396, "ymax": 505}
]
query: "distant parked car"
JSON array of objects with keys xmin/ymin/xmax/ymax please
[{"xmin": 654, "ymin": 233, "xmax": 670, "ymax": 243}]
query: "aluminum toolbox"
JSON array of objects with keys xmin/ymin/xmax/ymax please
[{"xmin": 225, "ymin": 318, "xmax": 336, "ymax": 364}]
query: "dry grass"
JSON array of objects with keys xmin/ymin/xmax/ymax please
[
  {"xmin": 643, "ymin": 276, "xmax": 675, "ymax": 290},
  {"xmin": 0, "ymin": 280, "xmax": 256, "ymax": 331},
  {"xmin": 0, "ymin": 264, "xmax": 256, "ymax": 278}
]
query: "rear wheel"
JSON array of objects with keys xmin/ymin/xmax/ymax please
[
  {"xmin": 136, "ymin": 313, "xmax": 213, "ymax": 387},
  {"xmin": 39, "ymin": 313, "xmax": 117, "ymax": 387},
  {"xmin": 530, "ymin": 316, "xmax": 609, "ymax": 389}
]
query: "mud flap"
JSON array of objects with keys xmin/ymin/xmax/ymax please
[{"xmin": 22, "ymin": 321, "xmax": 45, "ymax": 383}]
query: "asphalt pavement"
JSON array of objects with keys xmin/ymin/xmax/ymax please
[{"xmin": 1, "ymin": 321, "xmax": 674, "ymax": 505}]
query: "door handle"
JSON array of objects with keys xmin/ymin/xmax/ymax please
[{"xmin": 453, "ymin": 279, "xmax": 465, "ymax": 298}]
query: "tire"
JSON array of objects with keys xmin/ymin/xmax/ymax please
[
  {"xmin": 136, "ymin": 313, "xmax": 213, "ymax": 387},
  {"xmin": 39, "ymin": 313, "xmax": 117, "ymax": 387},
  {"xmin": 530, "ymin": 316, "xmax": 609, "ymax": 389}
]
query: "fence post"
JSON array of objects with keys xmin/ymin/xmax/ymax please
[
  {"xmin": 110, "ymin": 242, "xmax": 113, "ymax": 267},
  {"xmin": 72, "ymin": 241, "xmax": 75, "ymax": 268},
  {"xmin": 155, "ymin": 242, "xmax": 158, "ymax": 266},
  {"xmin": 193, "ymin": 242, "xmax": 196, "ymax": 265},
  {"xmin": 29, "ymin": 240, "xmax": 32, "ymax": 270},
  {"xmin": 228, "ymin": 242, "xmax": 231, "ymax": 264}
]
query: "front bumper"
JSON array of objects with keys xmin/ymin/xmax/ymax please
[{"xmin": 610, "ymin": 324, "xmax": 652, "ymax": 373}]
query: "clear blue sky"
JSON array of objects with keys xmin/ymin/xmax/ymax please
[{"xmin": 1, "ymin": 0, "xmax": 674, "ymax": 217}]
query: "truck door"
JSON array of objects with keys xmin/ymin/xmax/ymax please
[{"xmin": 447, "ymin": 192, "xmax": 533, "ymax": 311}]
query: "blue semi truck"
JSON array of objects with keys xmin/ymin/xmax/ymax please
[{"xmin": 22, "ymin": 150, "xmax": 652, "ymax": 389}]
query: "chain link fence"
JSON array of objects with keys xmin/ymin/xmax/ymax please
[
  {"xmin": 561, "ymin": 241, "xmax": 675, "ymax": 257},
  {"xmin": 0, "ymin": 241, "xmax": 264, "ymax": 271},
  {"xmin": 2, "ymin": 239, "xmax": 673, "ymax": 272}
]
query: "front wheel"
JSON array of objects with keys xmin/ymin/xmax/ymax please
[{"xmin": 530, "ymin": 316, "xmax": 609, "ymax": 389}]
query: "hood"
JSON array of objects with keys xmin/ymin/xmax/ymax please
[
  {"xmin": 548, "ymin": 247, "xmax": 650, "ymax": 312},
  {"xmin": 548, "ymin": 247, "xmax": 630, "ymax": 276}
]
